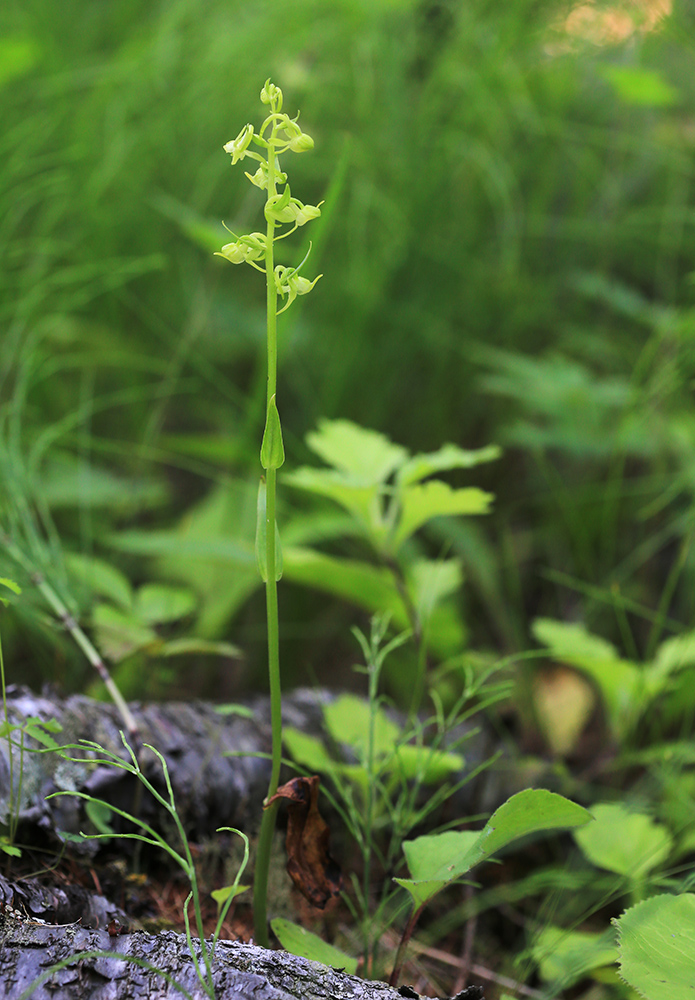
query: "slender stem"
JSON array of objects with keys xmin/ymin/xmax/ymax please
[
  {"xmin": 1, "ymin": 533, "xmax": 139, "ymax": 742},
  {"xmin": 253, "ymin": 134, "xmax": 282, "ymax": 948},
  {"xmin": 389, "ymin": 902, "xmax": 426, "ymax": 987}
]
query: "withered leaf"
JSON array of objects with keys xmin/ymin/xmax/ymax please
[{"xmin": 266, "ymin": 775, "xmax": 342, "ymax": 909}]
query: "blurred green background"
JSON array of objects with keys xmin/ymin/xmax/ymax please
[{"xmin": 2, "ymin": 0, "xmax": 695, "ymax": 701}]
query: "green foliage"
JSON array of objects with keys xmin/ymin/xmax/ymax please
[
  {"xmin": 270, "ymin": 918, "xmax": 357, "ymax": 975},
  {"xmin": 49, "ymin": 735, "xmax": 250, "ymax": 1000},
  {"xmin": 396, "ymin": 789, "xmax": 592, "ymax": 908},
  {"xmin": 616, "ymin": 894, "xmax": 695, "ymax": 1000}
]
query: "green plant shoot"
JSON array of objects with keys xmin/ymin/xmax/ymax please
[{"xmin": 216, "ymin": 79, "xmax": 322, "ymax": 946}]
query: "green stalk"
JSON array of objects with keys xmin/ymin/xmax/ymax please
[{"xmin": 253, "ymin": 140, "xmax": 282, "ymax": 948}]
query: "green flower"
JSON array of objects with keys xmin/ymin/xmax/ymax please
[
  {"xmin": 215, "ymin": 232, "xmax": 267, "ymax": 264},
  {"xmin": 223, "ymin": 123, "xmax": 255, "ymax": 164},
  {"xmin": 274, "ymin": 263, "xmax": 322, "ymax": 312},
  {"xmin": 265, "ymin": 185, "xmax": 323, "ymax": 226}
]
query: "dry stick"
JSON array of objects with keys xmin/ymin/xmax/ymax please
[
  {"xmin": 452, "ymin": 883, "xmax": 477, "ymax": 995},
  {"xmin": 1, "ymin": 533, "xmax": 139, "ymax": 743},
  {"xmin": 407, "ymin": 939, "xmax": 547, "ymax": 1000}
]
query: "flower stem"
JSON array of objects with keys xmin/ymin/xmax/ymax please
[{"xmin": 253, "ymin": 140, "xmax": 282, "ymax": 948}]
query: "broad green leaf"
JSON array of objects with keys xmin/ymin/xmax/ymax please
[
  {"xmin": 41, "ymin": 453, "xmax": 166, "ymax": 510},
  {"xmin": 283, "ymin": 727, "xmax": 338, "ymax": 774},
  {"xmin": 92, "ymin": 603, "xmax": 158, "ymax": 662},
  {"xmin": 109, "ymin": 530, "xmax": 254, "ymax": 565},
  {"xmin": 533, "ymin": 619, "xmax": 640, "ymax": 739},
  {"xmin": 306, "ymin": 418, "xmax": 408, "ymax": 484},
  {"xmin": 157, "ymin": 637, "xmax": 243, "ymax": 659},
  {"xmin": 396, "ymin": 831, "xmax": 480, "ymax": 906},
  {"xmin": 65, "ymin": 553, "xmax": 133, "ymax": 611},
  {"xmin": 260, "ymin": 395, "xmax": 285, "ymax": 470},
  {"xmin": 409, "ymin": 558, "xmax": 463, "ymax": 621},
  {"xmin": 134, "ymin": 584, "xmax": 197, "ymax": 624},
  {"xmin": 271, "ymin": 917, "xmax": 357, "ymax": 974},
  {"xmin": 0, "ymin": 839, "xmax": 22, "ymax": 858},
  {"xmin": 617, "ymin": 894, "xmax": 695, "ymax": 999},
  {"xmin": 534, "ymin": 926, "xmax": 617, "ymax": 986},
  {"xmin": 394, "ymin": 744, "xmax": 465, "ymax": 783},
  {"xmin": 323, "ymin": 694, "xmax": 401, "ymax": 762},
  {"xmin": 282, "ymin": 547, "xmax": 408, "ymax": 628},
  {"xmin": 397, "ymin": 443, "xmax": 501, "ymax": 486},
  {"xmin": 0, "ymin": 578, "xmax": 21, "ymax": 596},
  {"xmin": 651, "ymin": 630, "xmax": 695, "ymax": 681},
  {"xmin": 285, "ymin": 467, "xmax": 380, "ymax": 535},
  {"xmin": 396, "ymin": 790, "xmax": 592, "ymax": 907},
  {"xmin": 533, "ymin": 619, "xmax": 618, "ymax": 662},
  {"xmin": 393, "ymin": 482, "xmax": 493, "ymax": 551},
  {"xmin": 601, "ymin": 66, "xmax": 679, "ymax": 108},
  {"xmin": 575, "ymin": 804, "xmax": 672, "ymax": 878}
]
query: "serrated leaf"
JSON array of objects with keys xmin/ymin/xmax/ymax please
[
  {"xmin": 393, "ymin": 481, "xmax": 493, "ymax": 550},
  {"xmin": 306, "ymin": 419, "xmax": 408, "ymax": 484},
  {"xmin": 271, "ymin": 917, "xmax": 357, "ymax": 974},
  {"xmin": 284, "ymin": 467, "xmax": 380, "ymax": 534},
  {"xmin": 398, "ymin": 443, "xmax": 501, "ymax": 486},
  {"xmin": 260, "ymin": 395, "xmax": 285, "ymax": 470},
  {"xmin": 575, "ymin": 804, "xmax": 672, "ymax": 878},
  {"xmin": 617, "ymin": 894, "xmax": 695, "ymax": 999}
]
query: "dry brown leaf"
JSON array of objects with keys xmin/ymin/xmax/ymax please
[{"xmin": 266, "ymin": 775, "xmax": 342, "ymax": 909}]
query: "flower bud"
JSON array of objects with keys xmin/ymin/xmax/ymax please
[
  {"xmin": 260, "ymin": 80, "xmax": 283, "ymax": 108},
  {"xmin": 288, "ymin": 130, "xmax": 314, "ymax": 152},
  {"xmin": 215, "ymin": 232, "xmax": 266, "ymax": 264},
  {"xmin": 223, "ymin": 124, "xmax": 254, "ymax": 165},
  {"xmin": 293, "ymin": 201, "xmax": 323, "ymax": 226}
]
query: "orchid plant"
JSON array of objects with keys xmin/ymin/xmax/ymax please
[{"xmin": 216, "ymin": 79, "xmax": 322, "ymax": 947}]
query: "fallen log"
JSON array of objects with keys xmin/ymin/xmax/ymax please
[{"xmin": 0, "ymin": 911, "xmax": 481, "ymax": 1000}]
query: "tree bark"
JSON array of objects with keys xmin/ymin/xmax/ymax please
[{"xmin": 0, "ymin": 912, "xmax": 445, "ymax": 1000}]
